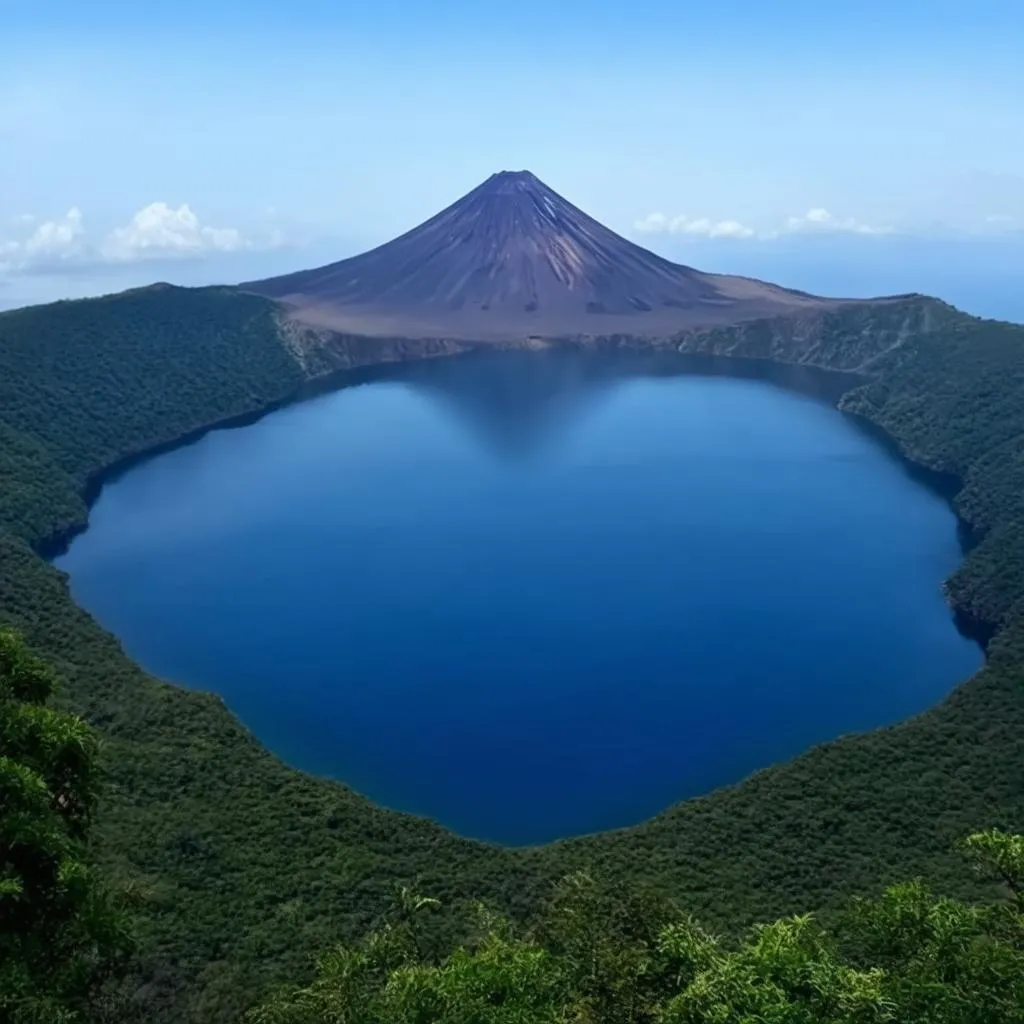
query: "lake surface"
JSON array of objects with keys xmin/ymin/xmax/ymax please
[{"xmin": 55, "ymin": 350, "xmax": 982, "ymax": 844}]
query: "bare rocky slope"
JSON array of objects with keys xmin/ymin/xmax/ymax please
[
  {"xmin": 244, "ymin": 170, "xmax": 863, "ymax": 340},
  {"xmin": 278, "ymin": 289, "xmax": 952, "ymax": 382}
]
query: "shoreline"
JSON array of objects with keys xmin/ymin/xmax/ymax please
[{"xmin": 35, "ymin": 352, "xmax": 474, "ymax": 563}]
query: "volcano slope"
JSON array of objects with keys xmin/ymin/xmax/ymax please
[
  {"xmin": 245, "ymin": 170, "xmax": 853, "ymax": 339},
  {"xmin": 0, "ymin": 175, "xmax": 1022, "ymax": 1022}
]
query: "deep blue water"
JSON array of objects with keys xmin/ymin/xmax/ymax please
[{"xmin": 55, "ymin": 351, "xmax": 982, "ymax": 844}]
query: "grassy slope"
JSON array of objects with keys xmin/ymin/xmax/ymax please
[{"xmin": 0, "ymin": 286, "xmax": 1022, "ymax": 1020}]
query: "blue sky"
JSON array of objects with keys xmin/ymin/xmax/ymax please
[{"xmin": 2, "ymin": 0, "xmax": 1022, "ymax": 319}]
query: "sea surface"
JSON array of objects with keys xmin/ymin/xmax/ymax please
[{"xmin": 55, "ymin": 350, "xmax": 982, "ymax": 844}]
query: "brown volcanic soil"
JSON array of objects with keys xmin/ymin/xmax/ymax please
[{"xmin": 243, "ymin": 170, "xmax": 852, "ymax": 341}]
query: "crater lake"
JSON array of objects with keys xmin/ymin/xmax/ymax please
[{"xmin": 54, "ymin": 350, "xmax": 982, "ymax": 844}]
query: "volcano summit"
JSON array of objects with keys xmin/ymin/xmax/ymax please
[{"xmin": 245, "ymin": 171, "xmax": 849, "ymax": 340}]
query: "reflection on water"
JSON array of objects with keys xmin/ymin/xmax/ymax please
[
  {"xmin": 56, "ymin": 350, "xmax": 981, "ymax": 844},
  {"xmin": 341, "ymin": 349, "xmax": 859, "ymax": 460}
]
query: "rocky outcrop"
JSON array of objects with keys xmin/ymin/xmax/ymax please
[
  {"xmin": 530, "ymin": 294, "xmax": 959, "ymax": 375},
  {"xmin": 277, "ymin": 315, "xmax": 476, "ymax": 377},
  {"xmin": 280, "ymin": 295, "xmax": 962, "ymax": 384}
]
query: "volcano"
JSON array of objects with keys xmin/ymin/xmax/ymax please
[{"xmin": 244, "ymin": 170, "xmax": 842, "ymax": 340}]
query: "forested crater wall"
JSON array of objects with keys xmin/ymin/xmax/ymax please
[{"xmin": 1, "ymin": 284, "xmax": 1023, "ymax": 1022}]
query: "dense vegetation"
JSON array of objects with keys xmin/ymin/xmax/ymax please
[
  {"xmin": 253, "ymin": 830, "xmax": 1024, "ymax": 1024},
  {"xmin": 0, "ymin": 286, "xmax": 1023, "ymax": 1019},
  {"xmin": 0, "ymin": 285, "xmax": 303, "ymax": 545},
  {"xmin": 6, "ymin": 636, "xmax": 1021, "ymax": 1024},
  {"xmin": 1, "ymin": 628, "xmax": 131, "ymax": 1022},
  {"xmin": 842, "ymin": 314, "xmax": 1024, "ymax": 629}
]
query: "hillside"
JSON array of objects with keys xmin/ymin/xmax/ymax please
[
  {"xmin": 243, "ymin": 171, "xmax": 846, "ymax": 340},
  {"xmin": 1, "ymin": 285, "xmax": 1023, "ymax": 1020}
]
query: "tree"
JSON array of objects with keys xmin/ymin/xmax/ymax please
[
  {"xmin": 531, "ymin": 871, "xmax": 680, "ymax": 1024},
  {"xmin": 837, "ymin": 831, "xmax": 1024, "ymax": 1024},
  {"xmin": 659, "ymin": 913, "xmax": 893, "ymax": 1024},
  {"xmin": 249, "ymin": 916, "xmax": 566, "ymax": 1024},
  {"xmin": 0, "ymin": 628, "xmax": 131, "ymax": 1023},
  {"xmin": 964, "ymin": 828, "xmax": 1024, "ymax": 908},
  {"xmin": 250, "ymin": 830, "xmax": 1024, "ymax": 1024}
]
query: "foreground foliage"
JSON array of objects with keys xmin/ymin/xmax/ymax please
[
  {"xmin": 0, "ymin": 629, "xmax": 131, "ymax": 1022},
  {"xmin": 0, "ymin": 287, "xmax": 1023, "ymax": 1020},
  {"xmin": 252, "ymin": 832, "xmax": 1024, "ymax": 1024}
]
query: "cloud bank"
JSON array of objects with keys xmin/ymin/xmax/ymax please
[
  {"xmin": 779, "ymin": 208, "xmax": 892, "ymax": 237},
  {"xmin": 634, "ymin": 207, "xmax": 894, "ymax": 240},
  {"xmin": 101, "ymin": 203, "xmax": 247, "ymax": 261},
  {"xmin": 633, "ymin": 213, "xmax": 756, "ymax": 239},
  {"xmin": 0, "ymin": 203, "xmax": 283, "ymax": 274}
]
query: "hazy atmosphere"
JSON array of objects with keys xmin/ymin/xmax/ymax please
[{"xmin": 3, "ymin": 0, "xmax": 1022, "ymax": 319}]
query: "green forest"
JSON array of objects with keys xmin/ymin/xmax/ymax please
[
  {"xmin": 1, "ymin": 286, "xmax": 1024, "ymax": 1020},
  {"xmin": 5, "ymin": 627, "xmax": 1024, "ymax": 1022}
]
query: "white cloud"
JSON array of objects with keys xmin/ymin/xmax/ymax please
[
  {"xmin": 24, "ymin": 208, "xmax": 85, "ymax": 257},
  {"xmin": 101, "ymin": 202, "xmax": 248, "ymax": 262},
  {"xmin": 0, "ymin": 201, "xmax": 288, "ymax": 277},
  {"xmin": 781, "ymin": 207, "xmax": 893, "ymax": 236},
  {"xmin": 684, "ymin": 217, "xmax": 756, "ymax": 239},
  {"xmin": 634, "ymin": 212, "xmax": 756, "ymax": 239},
  {"xmin": 634, "ymin": 212, "xmax": 669, "ymax": 233},
  {"xmin": 635, "ymin": 206, "xmax": 893, "ymax": 241},
  {"xmin": 0, "ymin": 208, "xmax": 85, "ymax": 271}
]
